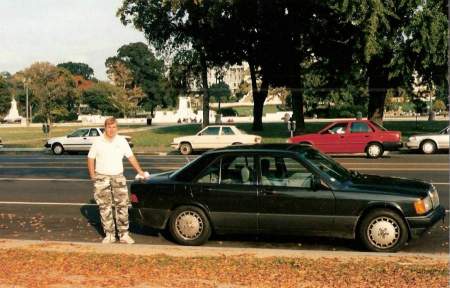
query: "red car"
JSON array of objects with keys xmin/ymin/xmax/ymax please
[{"xmin": 288, "ymin": 119, "xmax": 402, "ymax": 158}]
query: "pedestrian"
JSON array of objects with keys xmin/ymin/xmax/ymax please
[{"xmin": 87, "ymin": 117, "xmax": 148, "ymax": 244}]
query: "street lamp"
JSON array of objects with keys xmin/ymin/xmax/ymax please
[{"xmin": 22, "ymin": 78, "xmax": 30, "ymax": 126}]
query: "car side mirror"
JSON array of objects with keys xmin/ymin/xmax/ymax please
[{"xmin": 311, "ymin": 175, "xmax": 321, "ymax": 191}]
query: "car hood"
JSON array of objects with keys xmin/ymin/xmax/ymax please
[
  {"xmin": 347, "ymin": 174, "xmax": 430, "ymax": 197},
  {"xmin": 173, "ymin": 136, "xmax": 197, "ymax": 143},
  {"xmin": 47, "ymin": 136, "xmax": 67, "ymax": 143}
]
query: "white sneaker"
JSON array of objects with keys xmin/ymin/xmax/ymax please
[
  {"xmin": 102, "ymin": 233, "xmax": 116, "ymax": 244},
  {"xmin": 119, "ymin": 233, "xmax": 135, "ymax": 244}
]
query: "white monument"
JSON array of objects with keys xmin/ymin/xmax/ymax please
[
  {"xmin": 4, "ymin": 98, "xmax": 23, "ymax": 123},
  {"xmin": 153, "ymin": 96, "xmax": 208, "ymax": 123}
]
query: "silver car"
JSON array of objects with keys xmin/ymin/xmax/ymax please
[
  {"xmin": 45, "ymin": 127, "xmax": 133, "ymax": 155},
  {"xmin": 406, "ymin": 126, "xmax": 449, "ymax": 154}
]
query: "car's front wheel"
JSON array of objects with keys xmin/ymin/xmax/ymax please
[
  {"xmin": 179, "ymin": 142, "xmax": 192, "ymax": 155},
  {"xmin": 366, "ymin": 143, "xmax": 383, "ymax": 158},
  {"xmin": 420, "ymin": 140, "xmax": 436, "ymax": 154},
  {"xmin": 52, "ymin": 143, "xmax": 64, "ymax": 155},
  {"xmin": 358, "ymin": 209, "xmax": 408, "ymax": 252},
  {"xmin": 168, "ymin": 206, "xmax": 211, "ymax": 246}
]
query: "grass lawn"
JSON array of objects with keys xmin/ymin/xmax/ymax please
[{"xmin": 1, "ymin": 120, "xmax": 447, "ymax": 151}]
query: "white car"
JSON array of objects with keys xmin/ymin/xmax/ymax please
[
  {"xmin": 406, "ymin": 126, "xmax": 449, "ymax": 154},
  {"xmin": 171, "ymin": 125, "xmax": 262, "ymax": 155},
  {"xmin": 45, "ymin": 127, "xmax": 133, "ymax": 155}
]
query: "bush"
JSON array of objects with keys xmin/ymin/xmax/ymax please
[{"xmin": 219, "ymin": 107, "xmax": 237, "ymax": 117}]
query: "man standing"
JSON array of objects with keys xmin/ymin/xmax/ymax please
[{"xmin": 87, "ymin": 117, "xmax": 147, "ymax": 244}]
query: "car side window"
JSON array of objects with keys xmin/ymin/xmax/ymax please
[
  {"xmin": 221, "ymin": 127, "xmax": 235, "ymax": 135},
  {"xmin": 324, "ymin": 123, "xmax": 347, "ymax": 134},
  {"xmin": 260, "ymin": 156, "xmax": 313, "ymax": 188},
  {"xmin": 89, "ymin": 129, "xmax": 100, "ymax": 137},
  {"xmin": 201, "ymin": 127, "xmax": 220, "ymax": 136},
  {"xmin": 350, "ymin": 122, "xmax": 372, "ymax": 133},
  {"xmin": 70, "ymin": 129, "xmax": 89, "ymax": 137},
  {"xmin": 196, "ymin": 155, "xmax": 255, "ymax": 185}
]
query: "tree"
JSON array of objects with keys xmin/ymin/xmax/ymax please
[
  {"xmin": 0, "ymin": 73, "xmax": 12, "ymax": 115},
  {"xmin": 57, "ymin": 62, "xmax": 94, "ymax": 80},
  {"xmin": 118, "ymin": 1, "xmax": 227, "ymax": 127},
  {"xmin": 333, "ymin": 0, "xmax": 447, "ymax": 124},
  {"xmin": 82, "ymin": 81, "xmax": 121, "ymax": 116},
  {"xmin": 106, "ymin": 42, "xmax": 169, "ymax": 116},
  {"xmin": 19, "ymin": 62, "xmax": 77, "ymax": 124}
]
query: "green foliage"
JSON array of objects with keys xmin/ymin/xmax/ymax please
[
  {"xmin": 433, "ymin": 100, "xmax": 446, "ymax": 112},
  {"xmin": 0, "ymin": 74, "xmax": 12, "ymax": 115},
  {"xmin": 81, "ymin": 81, "xmax": 121, "ymax": 116},
  {"xmin": 209, "ymin": 82, "xmax": 231, "ymax": 103},
  {"xmin": 57, "ymin": 62, "xmax": 94, "ymax": 80}
]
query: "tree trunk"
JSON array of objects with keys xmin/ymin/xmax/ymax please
[
  {"xmin": 367, "ymin": 62, "xmax": 388, "ymax": 125},
  {"xmin": 290, "ymin": 86, "xmax": 305, "ymax": 135},
  {"xmin": 200, "ymin": 51, "xmax": 209, "ymax": 128},
  {"xmin": 249, "ymin": 60, "xmax": 267, "ymax": 131}
]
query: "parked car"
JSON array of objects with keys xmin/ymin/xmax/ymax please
[
  {"xmin": 171, "ymin": 125, "xmax": 262, "ymax": 155},
  {"xmin": 44, "ymin": 127, "xmax": 133, "ymax": 155},
  {"xmin": 130, "ymin": 144, "xmax": 444, "ymax": 252},
  {"xmin": 406, "ymin": 126, "xmax": 449, "ymax": 154},
  {"xmin": 288, "ymin": 119, "xmax": 402, "ymax": 158}
]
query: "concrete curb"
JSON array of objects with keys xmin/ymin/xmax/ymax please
[{"xmin": 0, "ymin": 238, "xmax": 447, "ymax": 261}]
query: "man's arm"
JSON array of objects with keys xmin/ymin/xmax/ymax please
[
  {"xmin": 127, "ymin": 155, "xmax": 145, "ymax": 177},
  {"xmin": 87, "ymin": 158, "xmax": 96, "ymax": 180}
]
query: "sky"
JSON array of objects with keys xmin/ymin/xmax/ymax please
[{"xmin": 0, "ymin": 0, "xmax": 147, "ymax": 80}]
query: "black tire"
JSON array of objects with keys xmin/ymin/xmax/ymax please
[
  {"xmin": 358, "ymin": 209, "xmax": 408, "ymax": 252},
  {"xmin": 232, "ymin": 142, "xmax": 242, "ymax": 145},
  {"xmin": 52, "ymin": 143, "xmax": 64, "ymax": 155},
  {"xmin": 168, "ymin": 206, "xmax": 211, "ymax": 246},
  {"xmin": 179, "ymin": 142, "xmax": 192, "ymax": 155},
  {"xmin": 420, "ymin": 140, "xmax": 437, "ymax": 154},
  {"xmin": 366, "ymin": 143, "xmax": 383, "ymax": 158}
]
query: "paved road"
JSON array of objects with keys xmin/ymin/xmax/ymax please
[{"xmin": 0, "ymin": 153, "xmax": 448, "ymax": 254}]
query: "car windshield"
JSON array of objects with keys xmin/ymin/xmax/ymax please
[
  {"xmin": 300, "ymin": 149, "xmax": 351, "ymax": 183},
  {"xmin": 369, "ymin": 121, "xmax": 387, "ymax": 131},
  {"xmin": 69, "ymin": 129, "xmax": 89, "ymax": 137},
  {"xmin": 439, "ymin": 127, "xmax": 449, "ymax": 135}
]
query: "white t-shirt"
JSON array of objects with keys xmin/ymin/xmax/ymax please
[{"xmin": 88, "ymin": 135, "xmax": 133, "ymax": 175}]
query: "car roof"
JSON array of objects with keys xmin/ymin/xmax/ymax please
[{"xmin": 205, "ymin": 143, "xmax": 313, "ymax": 155}]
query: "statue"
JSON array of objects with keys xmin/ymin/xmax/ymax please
[{"xmin": 3, "ymin": 98, "xmax": 23, "ymax": 123}]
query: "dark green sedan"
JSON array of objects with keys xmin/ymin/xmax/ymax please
[{"xmin": 130, "ymin": 144, "xmax": 445, "ymax": 252}]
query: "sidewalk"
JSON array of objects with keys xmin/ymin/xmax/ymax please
[{"xmin": 1, "ymin": 238, "xmax": 448, "ymax": 260}]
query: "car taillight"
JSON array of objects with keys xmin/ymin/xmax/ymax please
[
  {"xmin": 286, "ymin": 138, "xmax": 293, "ymax": 143},
  {"xmin": 130, "ymin": 193, "xmax": 139, "ymax": 203}
]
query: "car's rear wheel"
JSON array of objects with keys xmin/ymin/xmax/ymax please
[
  {"xmin": 52, "ymin": 143, "xmax": 64, "ymax": 155},
  {"xmin": 168, "ymin": 206, "xmax": 211, "ymax": 246},
  {"xmin": 232, "ymin": 142, "xmax": 242, "ymax": 145},
  {"xmin": 179, "ymin": 142, "xmax": 192, "ymax": 155},
  {"xmin": 366, "ymin": 143, "xmax": 383, "ymax": 158},
  {"xmin": 420, "ymin": 140, "xmax": 436, "ymax": 154},
  {"xmin": 358, "ymin": 209, "xmax": 408, "ymax": 252}
]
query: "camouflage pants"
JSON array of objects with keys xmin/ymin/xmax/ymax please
[{"xmin": 93, "ymin": 174, "xmax": 129, "ymax": 235}]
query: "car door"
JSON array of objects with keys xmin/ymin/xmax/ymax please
[
  {"xmin": 344, "ymin": 122, "xmax": 374, "ymax": 153},
  {"xmin": 65, "ymin": 128, "xmax": 90, "ymax": 151},
  {"xmin": 196, "ymin": 127, "xmax": 221, "ymax": 149},
  {"xmin": 315, "ymin": 122, "xmax": 349, "ymax": 153},
  {"xmin": 437, "ymin": 127, "xmax": 449, "ymax": 148},
  {"xmin": 257, "ymin": 154, "xmax": 335, "ymax": 235},
  {"xmin": 83, "ymin": 128, "xmax": 101, "ymax": 150},
  {"xmin": 191, "ymin": 153, "xmax": 258, "ymax": 233},
  {"xmin": 220, "ymin": 126, "xmax": 236, "ymax": 146}
]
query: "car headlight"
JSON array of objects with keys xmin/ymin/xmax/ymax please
[
  {"xmin": 414, "ymin": 195, "xmax": 433, "ymax": 215},
  {"xmin": 408, "ymin": 136, "xmax": 417, "ymax": 142}
]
